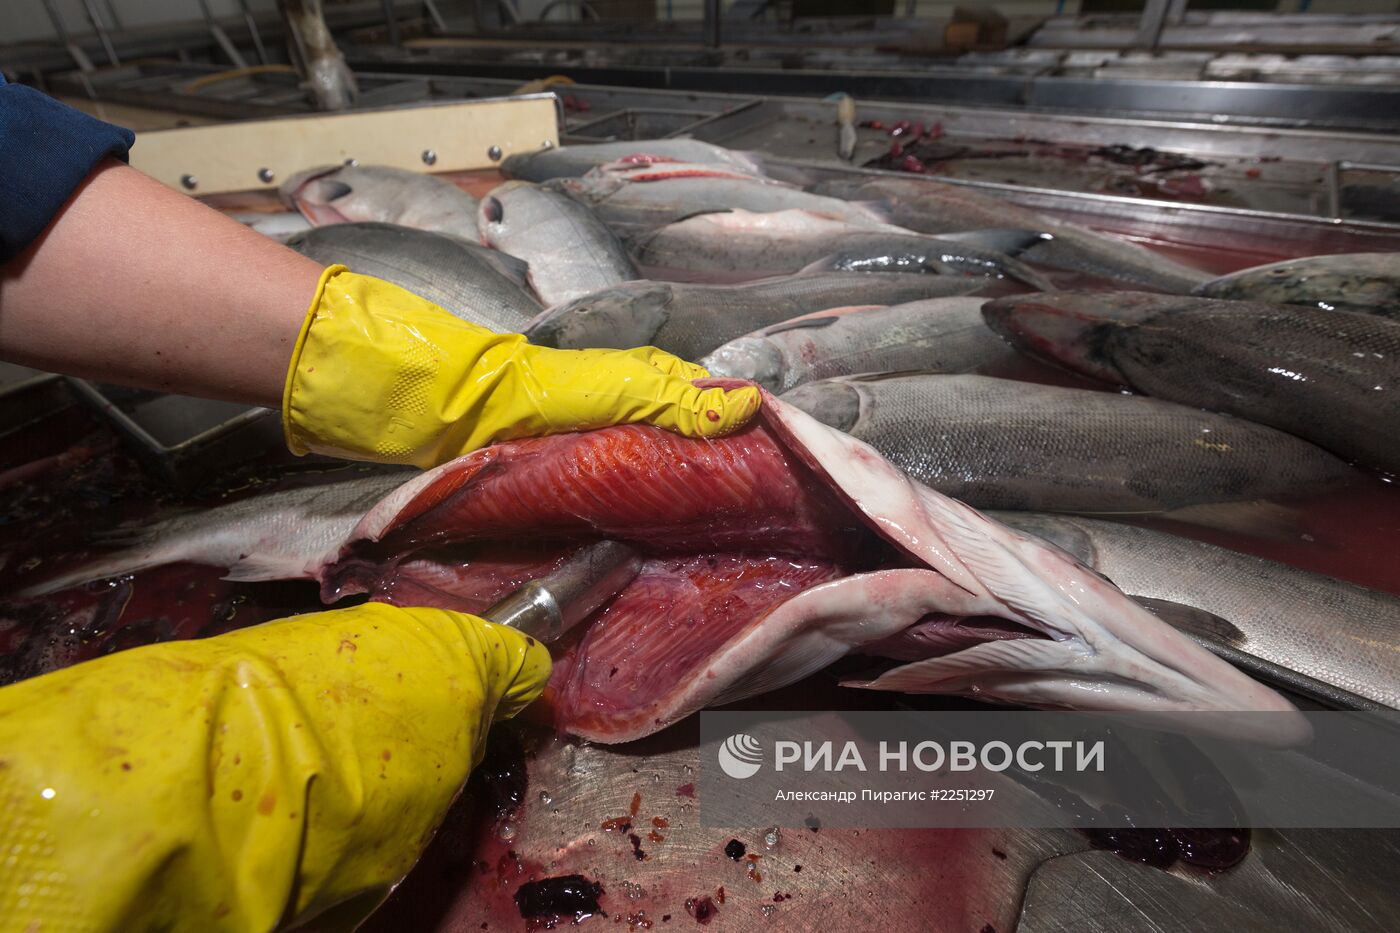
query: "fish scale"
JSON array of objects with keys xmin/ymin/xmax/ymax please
[{"xmin": 780, "ymin": 373, "xmax": 1354, "ymax": 512}]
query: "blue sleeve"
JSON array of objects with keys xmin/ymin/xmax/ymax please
[{"xmin": 0, "ymin": 75, "xmax": 136, "ymax": 262}]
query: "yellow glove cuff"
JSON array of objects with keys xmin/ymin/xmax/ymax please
[{"xmin": 284, "ymin": 267, "xmax": 760, "ymax": 468}]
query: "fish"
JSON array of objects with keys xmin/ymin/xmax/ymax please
[
  {"xmin": 629, "ymin": 209, "xmax": 1053, "ymax": 289},
  {"xmin": 1194, "ymin": 252, "xmax": 1400, "ymax": 317},
  {"xmin": 699, "ymin": 297, "xmax": 1013, "ymax": 392},
  {"xmin": 983, "ymin": 291, "xmax": 1400, "ymax": 473},
  {"xmin": 280, "ymin": 164, "xmax": 480, "ymax": 238},
  {"xmin": 232, "ymin": 211, "xmax": 313, "ymax": 242},
  {"xmin": 15, "ymin": 472, "xmax": 411, "ymax": 598},
  {"xmin": 478, "ymin": 181, "xmax": 640, "ymax": 306},
  {"xmin": 318, "ymin": 392, "xmax": 1298, "ymax": 741},
  {"xmin": 995, "ymin": 513, "xmax": 1400, "ymax": 709},
  {"xmin": 780, "ymin": 372, "xmax": 1353, "ymax": 512},
  {"xmin": 16, "ymin": 400, "xmax": 1299, "ymax": 741},
  {"xmin": 555, "ymin": 171, "xmax": 888, "ymax": 232},
  {"xmin": 811, "ymin": 176, "xmax": 1211, "ymax": 293},
  {"xmin": 500, "ymin": 140, "xmax": 767, "ymax": 183},
  {"xmin": 524, "ymin": 273, "xmax": 984, "ymax": 359},
  {"xmin": 286, "ymin": 222, "xmax": 541, "ymax": 331}
]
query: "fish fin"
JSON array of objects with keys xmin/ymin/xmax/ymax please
[
  {"xmin": 842, "ymin": 638, "xmax": 1103, "ymax": 702},
  {"xmin": 1154, "ymin": 500, "xmax": 1305, "ymax": 542},
  {"xmin": 15, "ymin": 543, "xmax": 166, "ymax": 598},
  {"xmin": 763, "ymin": 316, "xmax": 844, "ymax": 335},
  {"xmin": 1131, "ymin": 596, "xmax": 1247, "ymax": 647},
  {"xmin": 936, "ymin": 229, "xmax": 1053, "ymax": 257}
]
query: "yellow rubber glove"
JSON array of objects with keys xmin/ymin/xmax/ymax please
[
  {"xmin": 283, "ymin": 265, "xmax": 761, "ymax": 467},
  {"xmin": 0, "ymin": 603, "xmax": 550, "ymax": 933}
]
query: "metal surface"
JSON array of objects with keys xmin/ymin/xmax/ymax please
[
  {"xmin": 1135, "ymin": 0, "xmax": 1173, "ymax": 49},
  {"xmin": 63, "ymin": 380, "xmax": 282, "ymax": 488},
  {"xmin": 129, "ymin": 94, "xmax": 558, "ymax": 194},
  {"xmin": 481, "ymin": 541, "xmax": 643, "ymax": 642}
]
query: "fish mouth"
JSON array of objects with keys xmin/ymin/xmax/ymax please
[{"xmin": 317, "ymin": 392, "xmax": 1304, "ymax": 746}]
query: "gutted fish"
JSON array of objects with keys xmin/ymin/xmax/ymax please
[
  {"xmin": 996, "ymin": 513, "xmax": 1400, "ymax": 709},
  {"xmin": 631, "ymin": 209, "xmax": 1052, "ymax": 289},
  {"xmin": 812, "ymin": 176, "xmax": 1211, "ymax": 293},
  {"xmin": 280, "ymin": 164, "xmax": 478, "ymax": 238},
  {"xmin": 478, "ymin": 181, "xmax": 639, "ymax": 306},
  {"xmin": 287, "ymin": 222, "xmax": 540, "ymax": 331},
  {"xmin": 781, "ymin": 373, "xmax": 1352, "ymax": 512},
  {"xmin": 317, "ymin": 394, "xmax": 1298, "ymax": 740},
  {"xmin": 984, "ymin": 291, "xmax": 1400, "ymax": 473},
  {"xmin": 1194, "ymin": 252, "xmax": 1400, "ymax": 317},
  {"xmin": 525, "ymin": 273, "xmax": 984, "ymax": 359},
  {"xmin": 700, "ymin": 298, "xmax": 1012, "ymax": 392},
  {"xmin": 500, "ymin": 140, "xmax": 766, "ymax": 183}
]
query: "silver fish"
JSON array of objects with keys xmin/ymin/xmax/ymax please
[
  {"xmin": 630, "ymin": 209, "xmax": 1052, "ymax": 289},
  {"xmin": 524, "ymin": 273, "xmax": 984, "ymax": 359},
  {"xmin": 556, "ymin": 171, "xmax": 888, "ymax": 231},
  {"xmin": 287, "ymin": 223, "xmax": 540, "ymax": 331},
  {"xmin": 1195, "ymin": 253, "xmax": 1400, "ymax": 317},
  {"xmin": 479, "ymin": 181, "xmax": 639, "ymax": 306},
  {"xmin": 500, "ymin": 140, "xmax": 766, "ymax": 182},
  {"xmin": 997, "ymin": 513, "xmax": 1400, "ymax": 709},
  {"xmin": 16, "ymin": 473, "xmax": 411, "ymax": 598},
  {"xmin": 781, "ymin": 372, "xmax": 1353, "ymax": 512},
  {"xmin": 983, "ymin": 291, "xmax": 1400, "ymax": 473},
  {"xmin": 232, "ymin": 211, "xmax": 313, "ymax": 242},
  {"xmin": 700, "ymin": 297, "xmax": 1012, "ymax": 392},
  {"xmin": 813, "ymin": 176, "xmax": 1211, "ymax": 293},
  {"xmin": 280, "ymin": 164, "xmax": 479, "ymax": 238}
]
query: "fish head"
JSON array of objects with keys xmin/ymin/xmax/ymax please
[
  {"xmin": 699, "ymin": 337, "xmax": 788, "ymax": 390},
  {"xmin": 477, "ymin": 180, "xmax": 548, "ymax": 249},
  {"xmin": 779, "ymin": 378, "xmax": 862, "ymax": 432},
  {"xmin": 980, "ymin": 291, "xmax": 1181, "ymax": 384},
  {"xmin": 279, "ymin": 165, "xmax": 360, "ymax": 225},
  {"xmin": 524, "ymin": 282, "xmax": 676, "ymax": 349}
]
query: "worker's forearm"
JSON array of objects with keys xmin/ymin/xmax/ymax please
[{"xmin": 0, "ymin": 159, "xmax": 324, "ymax": 407}]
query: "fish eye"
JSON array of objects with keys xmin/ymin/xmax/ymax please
[{"xmin": 484, "ymin": 197, "xmax": 504, "ymax": 224}]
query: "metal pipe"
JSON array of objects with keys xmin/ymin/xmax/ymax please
[
  {"xmin": 79, "ymin": 0, "xmax": 121, "ymax": 65},
  {"xmin": 703, "ymin": 0, "xmax": 721, "ymax": 49},
  {"xmin": 236, "ymin": 0, "xmax": 271, "ymax": 65},
  {"xmin": 195, "ymin": 0, "xmax": 249, "ymax": 69},
  {"xmin": 1133, "ymin": 0, "xmax": 1173, "ymax": 49},
  {"xmin": 380, "ymin": 0, "xmax": 401, "ymax": 45}
]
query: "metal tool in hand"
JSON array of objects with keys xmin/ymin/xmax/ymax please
[{"xmin": 480, "ymin": 540, "xmax": 643, "ymax": 643}]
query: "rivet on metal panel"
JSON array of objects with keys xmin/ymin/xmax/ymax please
[
  {"xmin": 541, "ymin": 140, "xmax": 554, "ymax": 149},
  {"xmin": 180, "ymin": 174, "xmax": 198, "ymax": 190},
  {"xmin": 422, "ymin": 149, "xmax": 438, "ymax": 166},
  {"xmin": 488, "ymin": 145, "xmax": 503, "ymax": 161},
  {"xmin": 257, "ymin": 167, "xmax": 275, "ymax": 183},
  {"xmin": 344, "ymin": 157, "xmax": 359, "ymax": 166}
]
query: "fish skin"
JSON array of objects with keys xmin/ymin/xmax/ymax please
[
  {"xmin": 326, "ymin": 395, "xmax": 1300, "ymax": 741},
  {"xmin": 984, "ymin": 291, "xmax": 1400, "ymax": 473},
  {"xmin": 1194, "ymin": 252, "xmax": 1400, "ymax": 317},
  {"xmin": 279, "ymin": 164, "xmax": 478, "ymax": 238},
  {"xmin": 555, "ymin": 172, "xmax": 890, "ymax": 231},
  {"xmin": 630, "ymin": 209, "xmax": 1052, "ymax": 289},
  {"xmin": 14, "ymin": 473, "xmax": 411, "ymax": 598},
  {"xmin": 523, "ymin": 273, "xmax": 984, "ymax": 359},
  {"xmin": 780, "ymin": 372, "xmax": 1353, "ymax": 512},
  {"xmin": 995, "ymin": 513, "xmax": 1400, "ymax": 709},
  {"xmin": 499, "ymin": 140, "xmax": 766, "ymax": 182},
  {"xmin": 812, "ymin": 176, "xmax": 1211, "ymax": 293},
  {"xmin": 700, "ymin": 297, "xmax": 1012, "ymax": 392},
  {"xmin": 286, "ymin": 222, "xmax": 541, "ymax": 332},
  {"xmin": 478, "ymin": 181, "xmax": 639, "ymax": 306}
]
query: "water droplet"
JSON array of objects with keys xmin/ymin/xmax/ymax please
[
  {"xmin": 761, "ymin": 905, "xmax": 778, "ymax": 919},
  {"xmin": 497, "ymin": 822, "xmax": 517, "ymax": 842},
  {"xmin": 763, "ymin": 827, "xmax": 781, "ymax": 849},
  {"xmin": 683, "ymin": 765, "xmax": 694, "ymax": 775},
  {"xmin": 538, "ymin": 790, "xmax": 553, "ymax": 805}
]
